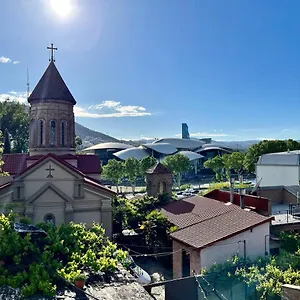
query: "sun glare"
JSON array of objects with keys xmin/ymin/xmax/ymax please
[{"xmin": 50, "ymin": 0, "xmax": 73, "ymax": 18}]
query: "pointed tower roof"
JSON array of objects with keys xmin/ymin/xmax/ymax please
[
  {"xmin": 146, "ymin": 162, "xmax": 172, "ymax": 174},
  {"xmin": 28, "ymin": 61, "xmax": 76, "ymax": 105}
]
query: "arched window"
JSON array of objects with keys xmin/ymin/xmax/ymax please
[
  {"xmin": 61, "ymin": 120, "xmax": 67, "ymax": 146},
  {"xmin": 44, "ymin": 213, "xmax": 55, "ymax": 225},
  {"xmin": 39, "ymin": 119, "xmax": 45, "ymax": 146},
  {"xmin": 50, "ymin": 120, "xmax": 56, "ymax": 146}
]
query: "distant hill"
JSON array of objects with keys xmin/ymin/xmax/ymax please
[{"xmin": 75, "ymin": 122, "xmax": 119, "ymax": 148}]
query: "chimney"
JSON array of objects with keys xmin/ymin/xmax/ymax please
[
  {"xmin": 239, "ymin": 188, "xmax": 246, "ymax": 209},
  {"xmin": 230, "ymin": 177, "xmax": 235, "ymax": 203}
]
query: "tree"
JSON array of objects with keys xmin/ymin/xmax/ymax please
[
  {"xmin": 204, "ymin": 155, "xmax": 224, "ymax": 182},
  {"xmin": 75, "ymin": 136, "xmax": 82, "ymax": 151},
  {"xmin": 222, "ymin": 154, "xmax": 232, "ymax": 180},
  {"xmin": 0, "ymin": 101, "xmax": 29, "ymax": 153},
  {"xmin": 140, "ymin": 156, "xmax": 157, "ymax": 181},
  {"xmin": 163, "ymin": 153, "xmax": 190, "ymax": 188},
  {"xmin": 125, "ymin": 157, "xmax": 141, "ymax": 193},
  {"xmin": 3, "ymin": 129, "xmax": 11, "ymax": 154},
  {"xmin": 228, "ymin": 152, "xmax": 245, "ymax": 176},
  {"xmin": 102, "ymin": 159, "xmax": 125, "ymax": 193},
  {"xmin": 244, "ymin": 139, "xmax": 300, "ymax": 173}
]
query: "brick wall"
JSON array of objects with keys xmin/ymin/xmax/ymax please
[{"xmin": 172, "ymin": 239, "xmax": 183, "ymax": 279}]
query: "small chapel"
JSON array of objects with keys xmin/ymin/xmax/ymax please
[{"xmin": 0, "ymin": 44, "xmax": 115, "ymax": 237}]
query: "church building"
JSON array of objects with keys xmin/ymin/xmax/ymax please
[{"xmin": 0, "ymin": 45, "xmax": 115, "ymax": 237}]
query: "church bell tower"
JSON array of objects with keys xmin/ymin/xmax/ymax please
[{"xmin": 28, "ymin": 44, "xmax": 76, "ymax": 156}]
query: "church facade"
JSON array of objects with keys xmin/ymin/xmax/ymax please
[{"xmin": 0, "ymin": 46, "xmax": 114, "ymax": 237}]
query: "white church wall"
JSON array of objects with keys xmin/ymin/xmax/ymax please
[
  {"xmin": 257, "ymin": 165, "xmax": 299, "ymax": 187},
  {"xmin": 73, "ymin": 210, "xmax": 101, "ymax": 227},
  {"xmin": 23, "ymin": 160, "xmax": 78, "ymax": 199}
]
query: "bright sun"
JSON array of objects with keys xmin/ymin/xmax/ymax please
[{"xmin": 50, "ymin": 0, "xmax": 73, "ymax": 18}]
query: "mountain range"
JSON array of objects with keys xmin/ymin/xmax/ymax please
[{"xmin": 75, "ymin": 122, "xmax": 258, "ymax": 150}]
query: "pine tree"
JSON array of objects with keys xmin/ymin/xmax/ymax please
[{"xmin": 3, "ymin": 129, "xmax": 11, "ymax": 154}]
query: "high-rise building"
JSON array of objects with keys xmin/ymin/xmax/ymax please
[{"xmin": 182, "ymin": 123, "xmax": 190, "ymax": 139}]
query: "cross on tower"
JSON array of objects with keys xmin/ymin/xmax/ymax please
[
  {"xmin": 47, "ymin": 43, "xmax": 58, "ymax": 62},
  {"xmin": 46, "ymin": 164, "xmax": 55, "ymax": 178}
]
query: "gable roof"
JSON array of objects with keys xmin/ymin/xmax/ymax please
[
  {"xmin": 28, "ymin": 61, "xmax": 76, "ymax": 105},
  {"xmin": 146, "ymin": 162, "xmax": 171, "ymax": 174},
  {"xmin": 162, "ymin": 195, "xmax": 273, "ymax": 249},
  {"xmin": 11, "ymin": 153, "xmax": 115, "ymax": 195}
]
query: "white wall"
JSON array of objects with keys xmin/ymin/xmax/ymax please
[
  {"xmin": 200, "ymin": 222, "xmax": 270, "ymax": 271},
  {"xmin": 256, "ymin": 165, "xmax": 299, "ymax": 187}
]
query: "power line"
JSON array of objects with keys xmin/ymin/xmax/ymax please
[
  {"xmin": 200, "ymin": 275, "xmax": 229, "ymax": 300},
  {"xmin": 131, "ymin": 248, "xmax": 182, "ymax": 258},
  {"xmin": 194, "ymin": 274, "xmax": 208, "ymax": 299}
]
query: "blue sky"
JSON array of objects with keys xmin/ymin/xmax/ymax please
[{"xmin": 1, "ymin": 0, "xmax": 300, "ymax": 141}]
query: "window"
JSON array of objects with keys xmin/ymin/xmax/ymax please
[
  {"xmin": 39, "ymin": 119, "xmax": 44, "ymax": 146},
  {"xmin": 78, "ymin": 184, "xmax": 82, "ymax": 197},
  {"xmin": 61, "ymin": 120, "xmax": 67, "ymax": 146},
  {"xmin": 17, "ymin": 187, "xmax": 21, "ymax": 199},
  {"xmin": 44, "ymin": 214, "xmax": 55, "ymax": 225},
  {"xmin": 50, "ymin": 120, "xmax": 56, "ymax": 146}
]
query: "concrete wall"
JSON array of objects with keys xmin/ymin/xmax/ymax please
[
  {"xmin": 282, "ymin": 284, "xmax": 300, "ymax": 300},
  {"xmin": 257, "ymin": 165, "xmax": 299, "ymax": 187},
  {"xmin": 200, "ymin": 222, "xmax": 270, "ymax": 271}
]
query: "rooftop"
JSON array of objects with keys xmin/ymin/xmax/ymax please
[
  {"xmin": 257, "ymin": 150, "xmax": 300, "ymax": 166},
  {"xmin": 82, "ymin": 142, "xmax": 133, "ymax": 152},
  {"xmin": 28, "ymin": 61, "xmax": 76, "ymax": 105},
  {"xmin": 162, "ymin": 195, "xmax": 272, "ymax": 249}
]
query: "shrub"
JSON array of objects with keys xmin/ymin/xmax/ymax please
[{"xmin": 0, "ymin": 213, "xmax": 128, "ymax": 297}]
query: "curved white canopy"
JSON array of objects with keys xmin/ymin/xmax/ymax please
[
  {"xmin": 153, "ymin": 138, "xmax": 205, "ymax": 150},
  {"xmin": 82, "ymin": 142, "xmax": 133, "ymax": 152},
  {"xmin": 142, "ymin": 143, "xmax": 177, "ymax": 155},
  {"xmin": 178, "ymin": 151, "xmax": 204, "ymax": 161},
  {"xmin": 113, "ymin": 147, "xmax": 149, "ymax": 161}
]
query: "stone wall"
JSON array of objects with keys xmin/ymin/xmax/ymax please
[{"xmin": 282, "ymin": 284, "xmax": 300, "ymax": 300}]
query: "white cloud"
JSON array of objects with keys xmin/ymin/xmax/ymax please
[
  {"xmin": 0, "ymin": 56, "xmax": 20, "ymax": 64},
  {"xmin": 0, "ymin": 91, "xmax": 27, "ymax": 103},
  {"xmin": 0, "ymin": 56, "xmax": 11, "ymax": 63},
  {"xmin": 257, "ymin": 137, "xmax": 276, "ymax": 141},
  {"xmin": 175, "ymin": 132, "xmax": 230, "ymax": 138},
  {"xmin": 75, "ymin": 100, "xmax": 151, "ymax": 118}
]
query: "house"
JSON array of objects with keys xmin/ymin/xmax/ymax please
[
  {"xmin": 256, "ymin": 150, "xmax": 300, "ymax": 187},
  {"xmin": 0, "ymin": 45, "xmax": 115, "ymax": 237},
  {"xmin": 161, "ymin": 195, "xmax": 273, "ymax": 278}
]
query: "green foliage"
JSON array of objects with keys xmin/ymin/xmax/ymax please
[
  {"xmin": 102, "ymin": 159, "xmax": 125, "ymax": 193},
  {"xmin": 113, "ymin": 196, "xmax": 174, "ymax": 248},
  {"xmin": 0, "ymin": 131, "xmax": 9, "ymax": 177},
  {"xmin": 125, "ymin": 157, "xmax": 141, "ymax": 193},
  {"xmin": 75, "ymin": 136, "xmax": 82, "ymax": 151},
  {"xmin": 0, "ymin": 213, "xmax": 128, "ymax": 297},
  {"xmin": 0, "ymin": 101, "xmax": 29, "ymax": 153},
  {"xmin": 204, "ymin": 155, "xmax": 224, "ymax": 181},
  {"xmin": 179, "ymin": 184, "xmax": 191, "ymax": 190},
  {"xmin": 244, "ymin": 139, "xmax": 300, "ymax": 173},
  {"xmin": 140, "ymin": 156, "xmax": 157, "ymax": 181},
  {"xmin": 163, "ymin": 154, "xmax": 190, "ymax": 187}
]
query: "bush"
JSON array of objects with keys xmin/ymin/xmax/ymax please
[{"xmin": 0, "ymin": 213, "xmax": 128, "ymax": 297}]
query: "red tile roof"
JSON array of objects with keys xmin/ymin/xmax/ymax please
[
  {"xmin": 77, "ymin": 155, "xmax": 102, "ymax": 174},
  {"xmin": 3, "ymin": 154, "xmax": 28, "ymax": 175},
  {"xmin": 162, "ymin": 195, "xmax": 273, "ymax": 249},
  {"xmin": 3, "ymin": 153, "xmax": 101, "ymax": 176}
]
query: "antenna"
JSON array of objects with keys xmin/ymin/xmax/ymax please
[{"xmin": 27, "ymin": 68, "xmax": 30, "ymax": 100}]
